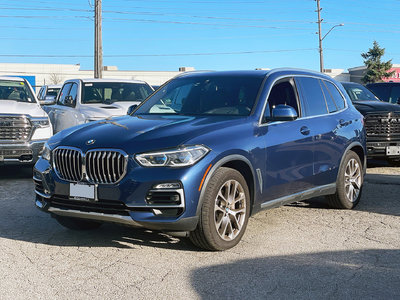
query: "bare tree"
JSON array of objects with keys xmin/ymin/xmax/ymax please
[{"xmin": 49, "ymin": 73, "xmax": 63, "ymax": 85}]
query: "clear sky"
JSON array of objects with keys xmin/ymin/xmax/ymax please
[{"xmin": 0, "ymin": 0, "xmax": 399, "ymax": 72}]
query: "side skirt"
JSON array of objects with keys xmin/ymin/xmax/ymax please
[{"xmin": 260, "ymin": 183, "xmax": 336, "ymax": 210}]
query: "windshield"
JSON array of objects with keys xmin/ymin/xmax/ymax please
[
  {"xmin": 0, "ymin": 80, "xmax": 36, "ymax": 103},
  {"xmin": 82, "ymin": 82, "xmax": 153, "ymax": 104},
  {"xmin": 46, "ymin": 88, "xmax": 60, "ymax": 97},
  {"xmin": 134, "ymin": 74, "xmax": 264, "ymax": 116},
  {"xmin": 343, "ymin": 83, "xmax": 379, "ymax": 102}
]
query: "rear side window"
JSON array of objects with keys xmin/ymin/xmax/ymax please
[
  {"xmin": 320, "ymin": 81, "xmax": 338, "ymax": 113},
  {"xmin": 295, "ymin": 77, "xmax": 328, "ymax": 117},
  {"xmin": 323, "ymin": 80, "xmax": 346, "ymax": 111}
]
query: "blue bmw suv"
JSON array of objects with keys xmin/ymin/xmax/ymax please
[{"xmin": 34, "ymin": 69, "xmax": 366, "ymax": 250}]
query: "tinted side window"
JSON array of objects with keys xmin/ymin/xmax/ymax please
[
  {"xmin": 38, "ymin": 87, "xmax": 44, "ymax": 100},
  {"xmin": 296, "ymin": 77, "xmax": 328, "ymax": 117},
  {"xmin": 57, "ymin": 83, "xmax": 72, "ymax": 106},
  {"xmin": 389, "ymin": 85, "xmax": 400, "ymax": 104},
  {"xmin": 367, "ymin": 84, "xmax": 391, "ymax": 102},
  {"xmin": 263, "ymin": 78, "xmax": 299, "ymax": 121},
  {"xmin": 323, "ymin": 80, "xmax": 346, "ymax": 111},
  {"xmin": 68, "ymin": 83, "xmax": 78, "ymax": 101},
  {"xmin": 320, "ymin": 80, "xmax": 338, "ymax": 113}
]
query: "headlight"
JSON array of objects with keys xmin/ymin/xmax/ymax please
[
  {"xmin": 31, "ymin": 117, "xmax": 50, "ymax": 128},
  {"xmin": 42, "ymin": 143, "xmax": 51, "ymax": 161},
  {"xmin": 135, "ymin": 145, "xmax": 209, "ymax": 167}
]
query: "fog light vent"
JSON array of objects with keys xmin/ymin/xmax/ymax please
[{"xmin": 146, "ymin": 191, "xmax": 181, "ymax": 206}]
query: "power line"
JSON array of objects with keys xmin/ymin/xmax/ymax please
[
  {"xmin": 0, "ymin": 48, "xmax": 317, "ymax": 58},
  {"xmin": 103, "ymin": 17, "xmax": 314, "ymax": 29}
]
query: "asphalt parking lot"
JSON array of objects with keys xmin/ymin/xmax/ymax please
[{"xmin": 0, "ymin": 162, "xmax": 399, "ymax": 299}]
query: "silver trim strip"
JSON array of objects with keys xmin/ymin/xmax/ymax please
[
  {"xmin": 258, "ymin": 74, "xmax": 348, "ymax": 127},
  {"xmin": 35, "ymin": 189, "xmax": 51, "ymax": 199},
  {"xmin": 48, "ymin": 207, "xmax": 143, "ymax": 227},
  {"xmin": 261, "ymin": 183, "xmax": 336, "ymax": 209},
  {"xmin": 256, "ymin": 168, "xmax": 263, "ymax": 194}
]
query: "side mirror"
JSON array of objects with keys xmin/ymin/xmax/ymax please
[
  {"xmin": 269, "ymin": 104, "xmax": 298, "ymax": 121},
  {"xmin": 397, "ymin": 97, "xmax": 400, "ymax": 105},
  {"xmin": 127, "ymin": 104, "xmax": 138, "ymax": 115},
  {"xmin": 65, "ymin": 95, "xmax": 74, "ymax": 106},
  {"xmin": 39, "ymin": 98, "xmax": 56, "ymax": 106}
]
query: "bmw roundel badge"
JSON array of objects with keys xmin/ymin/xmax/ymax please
[{"xmin": 86, "ymin": 139, "xmax": 96, "ymax": 145}]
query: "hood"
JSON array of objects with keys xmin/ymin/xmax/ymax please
[
  {"xmin": 80, "ymin": 101, "xmax": 141, "ymax": 118},
  {"xmin": 0, "ymin": 100, "xmax": 47, "ymax": 117},
  {"xmin": 352, "ymin": 100, "xmax": 400, "ymax": 115},
  {"xmin": 50, "ymin": 114, "xmax": 248, "ymax": 154}
]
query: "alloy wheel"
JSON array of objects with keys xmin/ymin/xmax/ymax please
[
  {"xmin": 214, "ymin": 179, "xmax": 247, "ymax": 241},
  {"xmin": 344, "ymin": 158, "xmax": 362, "ymax": 202}
]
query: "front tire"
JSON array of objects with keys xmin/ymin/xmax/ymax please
[
  {"xmin": 55, "ymin": 215, "xmax": 103, "ymax": 230},
  {"xmin": 326, "ymin": 150, "xmax": 363, "ymax": 209},
  {"xmin": 189, "ymin": 167, "xmax": 250, "ymax": 251}
]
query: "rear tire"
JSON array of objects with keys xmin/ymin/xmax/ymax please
[
  {"xmin": 55, "ymin": 215, "xmax": 102, "ymax": 230},
  {"xmin": 326, "ymin": 150, "xmax": 363, "ymax": 209},
  {"xmin": 189, "ymin": 167, "xmax": 250, "ymax": 251}
]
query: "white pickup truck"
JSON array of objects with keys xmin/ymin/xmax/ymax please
[
  {"xmin": 0, "ymin": 77, "xmax": 52, "ymax": 165},
  {"xmin": 43, "ymin": 78, "xmax": 154, "ymax": 133}
]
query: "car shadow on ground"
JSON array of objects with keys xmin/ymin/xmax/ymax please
[
  {"xmin": 190, "ymin": 249, "xmax": 400, "ymax": 299},
  {"xmin": 288, "ymin": 172, "xmax": 400, "ymax": 217},
  {"xmin": 0, "ymin": 165, "xmax": 200, "ymax": 250},
  {"xmin": 0, "ymin": 165, "xmax": 33, "ymax": 180}
]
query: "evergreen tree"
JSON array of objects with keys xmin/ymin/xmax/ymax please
[{"xmin": 361, "ymin": 41, "xmax": 395, "ymax": 84}]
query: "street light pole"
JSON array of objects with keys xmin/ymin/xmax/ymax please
[
  {"xmin": 94, "ymin": 0, "xmax": 103, "ymax": 78},
  {"xmin": 316, "ymin": 0, "xmax": 323, "ymax": 72},
  {"xmin": 316, "ymin": 0, "xmax": 344, "ymax": 73}
]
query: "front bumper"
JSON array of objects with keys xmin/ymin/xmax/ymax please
[
  {"xmin": 366, "ymin": 141, "xmax": 400, "ymax": 158},
  {"xmin": 0, "ymin": 140, "xmax": 46, "ymax": 165},
  {"xmin": 33, "ymin": 155, "xmax": 210, "ymax": 232}
]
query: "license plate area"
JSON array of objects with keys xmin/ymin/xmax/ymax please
[
  {"xmin": 70, "ymin": 183, "xmax": 97, "ymax": 201},
  {"xmin": 386, "ymin": 146, "xmax": 400, "ymax": 156}
]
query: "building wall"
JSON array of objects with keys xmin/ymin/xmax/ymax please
[
  {"xmin": 348, "ymin": 64, "xmax": 400, "ymax": 83},
  {"xmin": 0, "ymin": 63, "xmax": 183, "ymax": 92},
  {"xmin": 383, "ymin": 66, "xmax": 400, "ymax": 82}
]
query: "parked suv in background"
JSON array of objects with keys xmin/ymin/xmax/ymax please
[
  {"xmin": 37, "ymin": 84, "xmax": 62, "ymax": 105},
  {"xmin": 43, "ymin": 79, "xmax": 154, "ymax": 133},
  {"xmin": 0, "ymin": 77, "xmax": 52, "ymax": 165},
  {"xmin": 34, "ymin": 69, "xmax": 366, "ymax": 250},
  {"xmin": 342, "ymin": 82, "xmax": 400, "ymax": 165},
  {"xmin": 367, "ymin": 82, "xmax": 400, "ymax": 105}
]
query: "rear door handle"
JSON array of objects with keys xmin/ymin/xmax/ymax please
[
  {"xmin": 339, "ymin": 119, "xmax": 350, "ymax": 127},
  {"xmin": 300, "ymin": 126, "xmax": 310, "ymax": 135}
]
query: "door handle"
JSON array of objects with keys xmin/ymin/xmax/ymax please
[
  {"xmin": 300, "ymin": 126, "xmax": 310, "ymax": 135},
  {"xmin": 339, "ymin": 119, "xmax": 348, "ymax": 127}
]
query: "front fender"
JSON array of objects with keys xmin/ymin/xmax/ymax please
[{"xmin": 195, "ymin": 152, "xmax": 258, "ymax": 216}]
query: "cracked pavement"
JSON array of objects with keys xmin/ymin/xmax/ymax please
[{"xmin": 0, "ymin": 162, "xmax": 399, "ymax": 299}]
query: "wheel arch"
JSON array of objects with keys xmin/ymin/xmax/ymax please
[
  {"xmin": 196, "ymin": 155, "xmax": 257, "ymax": 216},
  {"xmin": 338, "ymin": 142, "xmax": 366, "ymax": 180}
]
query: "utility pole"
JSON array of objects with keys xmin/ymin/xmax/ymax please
[
  {"xmin": 316, "ymin": 0, "xmax": 324, "ymax": 73},
  {"xmin": 94, "ymin": 0, "xmax": 103, "ymax": 78}
]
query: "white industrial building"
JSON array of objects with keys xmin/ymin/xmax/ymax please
[
  {"xmin": 0, "ymin": 63, "xmax": 195, "ymax": 91},
  {"xmin": 0, "ymin": 62, "xmax": 351, "ymax": 93}
]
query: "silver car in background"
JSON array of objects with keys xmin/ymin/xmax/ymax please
[
  {"xmin": 43, "ymin": 78, "xmax": 154, "ymax": 133},
  {"xmin": 37, "ymin": 84, "xmax": 62, "ymax": 105}
]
